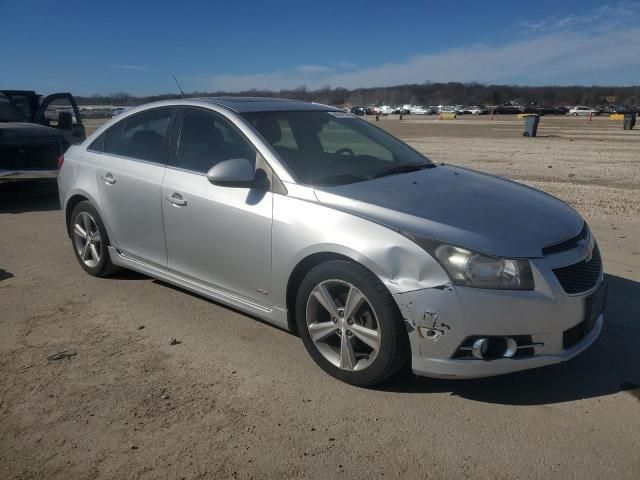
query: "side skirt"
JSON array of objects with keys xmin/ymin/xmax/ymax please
[{"xmin": 108, "ymin": 246, "xmax": 289, "ymax": 330}]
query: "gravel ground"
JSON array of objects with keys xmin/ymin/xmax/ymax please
[{"xmin": 1, "ymin": 115, "xmax": 639, "ymax": 479}]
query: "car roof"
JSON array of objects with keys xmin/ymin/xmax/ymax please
[{"xmin": 192, "ymin": 96, "xmax": 340, "ymax": 113}]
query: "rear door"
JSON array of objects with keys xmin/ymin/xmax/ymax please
[
  {"xmin": 93, "ymin": 107, "xmax": 177, "ymax": 268},
  {"xmin": 36, "ymin": 93, "xmax": 86, "ymax": 143},
  {"xmin": 161, "ymin": 108, "xmax": 273, "ymax": 305}
]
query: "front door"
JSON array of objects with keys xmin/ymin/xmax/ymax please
[
  {"xmin": 36, "ymin": 93, "xmax": 86, "ymax": 144},
  {"xmin": 161, "ymin": 108, "xmax": 273, "ymax": 306}
]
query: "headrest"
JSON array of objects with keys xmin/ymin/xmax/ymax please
[
  {"xmin": 254, "ymin": 117, "xmax": 281, "ymax": 144},
  {"xmin": 181, "ymin": 114, "xmax": 223, "ymax": 146}
]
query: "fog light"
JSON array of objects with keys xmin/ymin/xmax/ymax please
[
  {"xmin": 503, "ymin": 337, "xmax": 518, "ymax": 358},
  {"xmin": 472, "ymin": 338, "xmax": 489, "ymax": 359}
]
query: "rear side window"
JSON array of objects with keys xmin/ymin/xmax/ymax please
[
  {"xmin": 104, "ymin": 122, "xmax": 124, "ymax": 153},
  {"xmin": 119, "ymin": 109, "xmax": 173, "ymax": 163},
  {"xmin": 88, "ymin": 110, "xmax": 172, "ymax": 161},
  {"xmin": 88, "ymin": 121, "xmax": 124, "ymax": 153},
  {"xmin": 175, "ymin": 109, "xmax": 255, "ymax": 174}
]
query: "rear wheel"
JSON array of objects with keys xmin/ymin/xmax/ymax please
[
  {"xmin": 70, "ymin": 201, "xmax": 118, "ymax": 277},
  {"xmin": 296, "ymin": 260, "xmax": 409, "ymax": 386}
]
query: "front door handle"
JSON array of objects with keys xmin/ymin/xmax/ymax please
[
  {"xmin": 166, "ymin": 192, "xmax": 187, "ymax": 207},
  {"xmin": 102, "ymin": 172, "xmax": 116, "ymax": 184}
]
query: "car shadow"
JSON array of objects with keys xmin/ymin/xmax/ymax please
[
  {"xmin": 149, "ymin": 278, "xmax": 297, "ymax": 336},
  {"xmin": 108, "ymin": 269, "xmax": 149, "ymax": 281},
  {"xmin": 0, "ymin": 181, "xmax": 60, "ymax": 214},
  {"xmin": 376, "ymin": 273, "xmax": 640, "ymax": 405},
  {"xmin": 0, "ymin": 269, "xmax": 14, "ymax": 281}
]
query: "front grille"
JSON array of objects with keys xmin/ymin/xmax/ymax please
[
  {"xmin": 553, "ymin": 245, "xmax": 602, "ymax": 294},
  {"xmin": 542, "ymin": 223, "xmax": 589, "ymax": 256}
]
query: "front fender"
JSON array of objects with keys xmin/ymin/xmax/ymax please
[{"xmin": 271, "ymin": 194, "xmax": 450, "ymax": 309}]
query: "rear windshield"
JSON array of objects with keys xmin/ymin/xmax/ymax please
[
  {"xmin": 242, "ymin": 110, "xmax": 432, "ymax": 187},
  {"xmin": 0, "ymin": 100, "xmax": 27, "ymax": 123}
]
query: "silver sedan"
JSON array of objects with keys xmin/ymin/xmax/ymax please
[{"xmin": 57, "ymin": 97, "xmax": 606, "ymax": 386}]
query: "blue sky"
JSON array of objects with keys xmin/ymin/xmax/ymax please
[{"xmin": 2, "ymin": 0, "xmax": 640, "ymax": 95}]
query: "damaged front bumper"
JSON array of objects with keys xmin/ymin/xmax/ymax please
[{"xmin": 394, "ymin": 274, "xmax": 605, "ymax": 379}]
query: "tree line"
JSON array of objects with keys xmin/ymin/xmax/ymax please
[{"xmin": 77, "ymin": 82, "xmax": 640, "ymax": 107}]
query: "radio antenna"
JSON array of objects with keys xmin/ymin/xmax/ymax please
[{"xmin": 172, "ymin": 74, "xmax": 186, "ymax": 98}]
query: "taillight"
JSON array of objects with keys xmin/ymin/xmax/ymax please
[{"xmin": 57, "ymin": 155, "xmax": 65, "ymax": 170}]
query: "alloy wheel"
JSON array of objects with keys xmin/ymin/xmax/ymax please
[
  {"xmin": 305, "ymin": 279, "xmax": 381, "ymax": 371},
  {"xmin": 73, "ymin": 212, "xmax": 102, "ymax": 268}
]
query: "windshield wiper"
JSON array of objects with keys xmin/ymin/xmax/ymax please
[
  {"xmin": 372, "ymin": 163, "xmax": 436, "ymax": 179},
  {"xmin": 314, "ymin": 173, "xmax": 368, "ymax": 186}
]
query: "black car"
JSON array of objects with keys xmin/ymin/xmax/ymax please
[
  {"xmin": 492, "ymin": 105, "xmax": 521, "ymax": 115},
  {"xmin": 1, "ymin": 90, "xmax": 85, "ymax": 184},
  {"xmin": 534, "ymin": 105, "xmax": 559, "ymax": 115},
  {"xmin": 350, "ymin": 106, "xmax": 366, "ymax": 116}
]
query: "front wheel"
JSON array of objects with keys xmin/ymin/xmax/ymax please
[{"xmin": 295, "ymin": 260, "xmax": 409, "ymax": 386}]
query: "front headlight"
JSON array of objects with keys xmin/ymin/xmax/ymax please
[
  {"xmin": 405, "ymin": 235, "xmax": 534, "ymax": 290},
  {"xmin": 434, "ymin": 245, "xmax": 534, "ymax": 290}
]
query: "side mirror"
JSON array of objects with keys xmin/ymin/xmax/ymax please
[
  {"xmin": 58, "ymin": 111, "xmax": 73, "ymax": 130},
  {"xmin": 206, "ymin": 158, "xmax": 256, "ymax": 187}
]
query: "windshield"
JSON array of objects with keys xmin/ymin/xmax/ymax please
[
  {"xmin": 0, "ymin": 99, "xmax": 27, "ymax": 123},
  {"xmin": 242, "ymin": 110, "xmax": 433, "ymax": 187}
]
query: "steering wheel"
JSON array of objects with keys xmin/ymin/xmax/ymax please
[{"xmin": 335, "ymin": 148, "xmax": 355, "ymax": 157}]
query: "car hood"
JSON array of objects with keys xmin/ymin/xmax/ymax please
[
  {"xmin": 0, "ymin": 122, "xmax": 64, "ymax": 145},
  {"xmin": 313, "ymin": 165, "xmax": 583, "ymax": 258}
]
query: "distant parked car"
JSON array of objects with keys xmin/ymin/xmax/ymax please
[
  {"xmin": 520, "ymin": 105, "xmax": 538, "ymax": 114},
  {"xmin": 439, "ymin": 105, "xmax": 461, "ymax": 114},
  {"xmin": 378, "ymin": 105, "xmax": 394, "ymax": 115},
  {"xmin": 469, "ymin": 105, "xmax": 489, "ymax": 115},
  {"xmin": 492, "ymin": 105, "xmax": 521, "ymax": 115},
  {"xmin": 610, "ymin": 105, "xmax": 635, "ymax": 114},
  {"xmin": 411, "ymin": 106, "xmax": 432, "ymax": 115},
  {"xmin": 569, "ymin": 106, "xmax": 599, "ymax": 116},
  {"xmin": 110, "ymin": 107, "xmax": 133, "ymax": 118},
  {"xmin": 366, "ymin": 106, "xmax": 380, "ymax": 115},
  {"xmin": 350, "ymin": 106, "xmax": 366, "ymax": 116},
  {"xmin": 533, "ymin": 106, "xmax": 557, "ymax": 115}
]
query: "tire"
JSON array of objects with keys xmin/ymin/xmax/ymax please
[
  {"xmin": 69, "ymin": 201, "xmax": 118, "ymax": 277},
  {"xmin": 295, "ymin": 260, "xmax": 409, "ymax": 386}
]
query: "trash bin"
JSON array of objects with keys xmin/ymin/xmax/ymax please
[
  {"xmin": 523, "ymin": 114, "xmax": 540, "ymax": 137},
  {"xmin": 623, "ymin": 113, "xmax": 636, "ymax": 130}
]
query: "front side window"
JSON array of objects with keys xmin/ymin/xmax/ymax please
[
  {"xmin": 243, "ymin": 111, "xmax": 433, "ymax": 187},
  {"xmin": 175, "ymin": 109, "xmax": 255, "ymax": 174}
]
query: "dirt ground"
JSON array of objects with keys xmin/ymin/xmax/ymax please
[{"xmin": 1, "ymin": 115, "xmax": 639, "ymax": 479}]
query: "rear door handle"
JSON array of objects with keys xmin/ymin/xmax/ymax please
[
  {"xmin": 102, "ymin": 172, "xmax": 116, "ymax": 184},
  {"xmin": 166, "ymin": 192, "xmax": 187, "ymax": 207}
]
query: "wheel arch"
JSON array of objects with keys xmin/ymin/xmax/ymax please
[
  {"xmin": 285, "ymin": 251, "xmax": 380, "ymax": 334},
  {"xmin": 63, "ymin": 189, "xmax": 109, "ymax": 242},
  {"xmin": 65, "ymin": 193, "xmax": 91, "ymax": 237}
]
